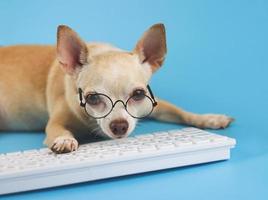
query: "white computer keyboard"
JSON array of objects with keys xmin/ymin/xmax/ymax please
[{"xmin": 0, "ymin": 128, "xmax": 236, "ymax": 195}]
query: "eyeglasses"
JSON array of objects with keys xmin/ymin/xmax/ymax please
[{"xmin": 78, "ymin": 85, "xmax": 158, "ymax": 119}]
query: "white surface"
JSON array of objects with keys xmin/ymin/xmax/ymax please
[{"xmin": 0, "ymin": 128, "xmax": 236, "ymax": 195}]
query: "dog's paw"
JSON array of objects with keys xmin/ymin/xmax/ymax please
[
  {"xmin": 201, "ymin": 114, "xmax": 234, "ymax": 129},
  {"xmin": 50, "ymin": 136, "xmax": 78, "ymax": 154}
]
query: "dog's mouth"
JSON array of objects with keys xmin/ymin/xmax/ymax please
[
  {"xmin": 91, "ymin": 115, "xmax": 137, "ymax": 140},
  {"xmin": 99, "ymin": 125, "xmax": 131, "ymax": 140},
  {"xmin": 102, "ymin": 128, "xmax": 129, "ymax": 140}
]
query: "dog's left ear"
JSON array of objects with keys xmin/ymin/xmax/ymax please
[
  {"xmin": 57, "ymin": 25, "xmax": 88, "ymax": 75},
  {"xmin": 134, "ymin": 23, "xmax": 167, "ymax": 73}
]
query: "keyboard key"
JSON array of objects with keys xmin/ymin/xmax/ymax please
[
  {"xmin": 210, "ymin": 135, "xmax": 228, "ymax": 142},
  {"xmin": 157, "ymin": 142, "xmax": 175, "ymax": 150},
  {"xmin": 192, "ymin": 137, "xmax": 210, "ymax": 144},
  {"xmin": 173, "ymin": 139, "xmax": 193, "ymax": 146}
]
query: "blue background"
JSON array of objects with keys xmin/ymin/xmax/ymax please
[{"xmin": 0, "ymin": 0, "xmax": 268, "ymax": 199}]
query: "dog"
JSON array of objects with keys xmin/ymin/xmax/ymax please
[{"xmin": 0, "ymin": 23, "xmax": 233, "ymax": 153}]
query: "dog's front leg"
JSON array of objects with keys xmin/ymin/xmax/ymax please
[
  {"xmin": 150, "ymin": 99, "xmax": 234, "ymax": 129},
  {"xmin": 44, "ymin": 99, "xmax": 78, "ymax": 153}
]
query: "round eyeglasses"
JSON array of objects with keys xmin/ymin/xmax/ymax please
[{"xmin": 78, "ymin": 85, "xmax": 158, "ymax": 119}]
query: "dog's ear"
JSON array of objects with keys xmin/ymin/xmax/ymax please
[
  {"xmin": 57, "ymin": 25, "xmax": 88, "ymax": 75},
  {"xmin": 134, "ymin": 23, "xmax": 167, "ymax": 73}
]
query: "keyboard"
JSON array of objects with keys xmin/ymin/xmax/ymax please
[{"xmin": 0, "ymin": 128, "xmax": 236, "ymax": 195}]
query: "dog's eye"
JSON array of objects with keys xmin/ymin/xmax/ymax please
[
  {"xmin": 86, "ymin": 94, "xmax": 101, "ymax": 105},
  {"xmin": 132, "ymin": 89, "xmax": 145, "ymax": 101}
]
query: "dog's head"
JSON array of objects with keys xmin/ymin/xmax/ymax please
[{"xmin": 56, "ymin": 24, "xmax": 166, "ymax": 139}]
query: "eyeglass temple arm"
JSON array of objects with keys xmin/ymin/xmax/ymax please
[
  {"xmin": 78, "ymin": 88, "xmax": 86, "ymax": 107},
  {"xmin": 147, "ymin": 85, "xmax": 158, "ymax": 106}
]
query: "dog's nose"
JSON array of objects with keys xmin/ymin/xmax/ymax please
[{"xmin": 109, "ymin": 119, "xmax": 129, "ymax": 137}]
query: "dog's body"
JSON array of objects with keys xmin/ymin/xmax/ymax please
[{"xmin": 0, "ymin": 24, "xmax": 233, "ymax": 153}]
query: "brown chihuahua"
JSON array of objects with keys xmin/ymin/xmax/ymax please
[{"xmin": 0, "ymin": 24, "xmax": 233, "ymax": 153}]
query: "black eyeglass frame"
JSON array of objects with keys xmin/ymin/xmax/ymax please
[{"xmin": 78, "ymin": 85, "xmax": 158, "ymax": 119}]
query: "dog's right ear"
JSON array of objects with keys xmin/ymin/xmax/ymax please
[
  {"xmin": 134, "ymin": 23, "xmax": 167, "ymax": 73},
  {"xmin": 57, "ymin": 25, "xmax": 88, "ymax": 75}
]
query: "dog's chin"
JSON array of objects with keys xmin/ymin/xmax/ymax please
[
  {"xmin": 97, "ymin": 118, "xmax": 136, "ymax": 139},
  {"xmin": 102, "ymin": 130, "xmax": 129, "ymax": 140},
  {"xmin": 100, "ymin": 127, "xmax": 133, "ymax": 140}
]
